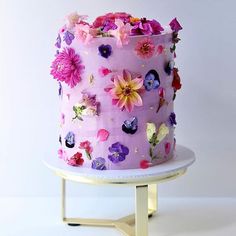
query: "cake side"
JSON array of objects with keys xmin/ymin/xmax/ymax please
[{"xmin": 51, "ymin": 12, "xmax": 182, "ymax": 170}]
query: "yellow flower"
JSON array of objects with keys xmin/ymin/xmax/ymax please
[{"xmin": 109, "ymin": 70, "xmax": 144, "ymax": 112}]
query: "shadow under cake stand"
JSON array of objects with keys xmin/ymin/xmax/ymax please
[{"xmin": 44, "ymin": 145, "xmax": 195, "ymax": 236}]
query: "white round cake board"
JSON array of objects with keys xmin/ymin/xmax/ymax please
[{"xmin": 44, "ymin": 145, "xmax": 195, "ymax": 184}]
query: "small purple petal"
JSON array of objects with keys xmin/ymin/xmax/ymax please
[{"xmin": 63, "ymin": 31, "xmax": 75, "ymax": 45}]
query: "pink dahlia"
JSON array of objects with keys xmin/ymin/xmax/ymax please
[
  {"xmin": 135, "ymin": 38, "xmax": 155, "ymax": 59},
  {"xmin": 105, "ymin": 70, "xmax": 144, "ymax": 112},
  {"xmin": 50, "ymin": 48, "xmax": 85, "ymax": 88}
]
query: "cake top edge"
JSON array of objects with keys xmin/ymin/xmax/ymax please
[{"xmin": 57, "ymin": 12, "xmax": 182, "ymax": 47}]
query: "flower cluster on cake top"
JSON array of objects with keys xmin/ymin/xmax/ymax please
[{"xmin": 56, "ymin": 12, "xmax": 182, "ymax": 47}]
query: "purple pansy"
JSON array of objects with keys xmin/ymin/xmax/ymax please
[
  {"xmin": 91, "ymin": 157, "xmax": 107, "ymax": 170},
  {"xmin": 108, "ymin": 142, "xmax": 129, "ymax": 163},
  {"xmin": 169, "ymin": 18, "xmax": 183, "ymax": 32},
  {"xmin": 144, "ymin": 70, "xmax": 160, "ymax": 91},
  {"xmin": 98, "ymin": 44, "xmax": 112, "ymax": 58},
  {"xmin": 164, "ymin": 60, "xmax": 175, "ymax": 75},
  {"xmin": 55, "ymin": 34, "xmax": 61, "ymax": 48},
  {"xmin": 65, "ymin": 131, "xmax": 75, "ymax": 148},
  {"xmin": 63, "ymin": 31, "xmax": 75, "ymax": 45},
  {"xmin": 122, "ymin": 117, "xmax": 138, "ymax": 134},
  {"xmin": 169, "ymin": 112, "xmax": 177, "ymax": 126}
]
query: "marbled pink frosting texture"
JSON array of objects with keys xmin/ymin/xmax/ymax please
[{"xmin": 57, "ymin": 33, "xmax": 176, "ymax": 170}]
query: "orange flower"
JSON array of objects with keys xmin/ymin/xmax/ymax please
[{"xmin": 107, "ymin": 70, "xmax": 144, "ymax": 112}]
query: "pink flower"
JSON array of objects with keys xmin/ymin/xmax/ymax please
[
  {"xmin": 75, "ymin": 23, "xmax": 96, "ymax": 44},
  {"xmin": 98, "ymin": 66, "xmax": 112, "ymax": 77},
  {"xmin": 58, "ymin": 148, "xmax": 68, "ymax": 161},
  {"xmin": 93, "ymin": 12, "xmax": 131, "ymax": 28},
  {"xmin": 79, "ymin": 140, "xmax": 93, "ymax": 154},
  {"xmin": 50, "ymin": 48, "xmax": 85, "ymax": 88},
  {"xmin": 79, "ymin": 140, "xmax": 93, "ymax": 160},
  {"xmin": 169, "ymin": 18, "xmax": 183, "ymax": 32},
  {"xmin": 140, "ymin": 160, "xmax": 151, "ymax": 169},
  {"xmin": 65, "ymin": 12, "xmax": 88, "ymax": 29},
  {"xmin": 165, "ymin": 142, "xmax": 171, "ymax": 155},
  {"xmin": 109, "ymin": 19, "xmax": 131, "ymax": 47},
  {"xmin": 97, "ymin": 129, "xmax": 110, "ymax": 142},
  {"xmin": 105, "ymin": 70, "xmax": 144, "ymax": 112},
  {"xmin": 157, "ymin": 45, "xmax": 164, "ymax": 54},
  {"xmin": 135, "ymin": 38, "xmax": 155, "ymax": 59}
]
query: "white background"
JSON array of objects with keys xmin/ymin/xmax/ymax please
[{"xmin": 0, "ymin": 0, "xmax": 236, "ymax": 199}]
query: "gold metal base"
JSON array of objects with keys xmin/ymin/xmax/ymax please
[{"xmin": 61, "ymin": 179, "xmax": 157, "ymax": 236}]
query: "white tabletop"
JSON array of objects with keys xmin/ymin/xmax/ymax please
[{"xmin": 44, "ymin": 145, "xmax": 195, "ymax": 185}]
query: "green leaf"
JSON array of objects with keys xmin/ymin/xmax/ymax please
[{"xmin": 85, "ymin": 151, "xmax": 92, "ymax": 160}]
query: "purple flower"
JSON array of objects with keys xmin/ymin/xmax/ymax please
[
  {"xmin": 164, "ymin": 60, "xmax": 175, "ymax": 75},
  {"xmin": 98, "ymin": 44, "xmax": 112, "ymax": 58},
  {"xmin": 122, "ymin": 117, "xmax": 138, "ymax": 134},
  {"xmin": 144, "ymin": 70, "xmax": 160, "ymax": 91},
  {"xmin": 169, "ymin": 112, "xmax": 177, "ymax": 126},
  {"xmin": 65, "ymin": 131, "xmax": 75, "ymax": 148},
  {"xmin": 108, "ymin": 142, "xmax": 129, "ymax": 163},
  {"xmin": 102, "ymin": 20, "xmax": 118, "ymax": 32},
  {"xmin": 131, "ymin": 18, "xmax": 164, "ymax": 36},
  {"xmin": 58, "ymin": 82, "xmax": 62, "ymax": 97},
  {"xmin": 63, "ymin": 31, "xmax": 75, "ymax": 45},
  {"xmin": 55, "ymin": 34, "xmax": 61, "ymax": 48},
  {"xmin": 91, "ymin": 157, "xmax": 107, "ymax": 170},
  {"xmin": 169, "ymin": 18, "xmax": 183, "ymax": 32}
]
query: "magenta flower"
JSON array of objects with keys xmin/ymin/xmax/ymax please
[
  {"xmin": 131, "ymin": 18, "xmax": 164, "ymax": 36},
  {"xmin": 93, "ymin": 12, "xmax": 131, "ymax": 28},
  {"xmin": 50, "ymin": 48, "xmax": 85, "ymax": 88},
  {"xmin": 135, "ymin": 37, "xmax": 155, "ymax": 59},
  {"xmin": 169, "ymin": 18, "xmax": 183, "ymax": 32}
]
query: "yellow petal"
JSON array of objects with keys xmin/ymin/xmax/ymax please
[
  {"xmin": 117, "ymin": 95, "xmax": 127, "ymax": 109},
  {"xmin": 125, "ymin": 97, "xmax": 134, "ymax": 112},
  {"xmin": 146, "ymin": 123, "xmax": 156, "ymax": 141},
  {"xmin": 156, "ymin": 123, "xmax": 169, "ymax": 143},
  {"xmin": 129, "ymin": 77, "xmax": 144, "ymax": 90},
  {"xmin": 129, "ymin": 92, "xmax": 143, "ymax": 106}
]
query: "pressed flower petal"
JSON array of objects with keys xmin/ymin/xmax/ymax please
[
  {"xmin": 156, "ymin": 123, "xmax": 169, "ymax": 143},
  {"xmin": 146, "ymin": 123, "xmax": 156, "ymax": 141},
  {"xmin": 97, "ymin": 129, "xmax": 110, "ymax": 142}
]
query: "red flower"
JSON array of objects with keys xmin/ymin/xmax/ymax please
[
  {"xmin": 140, "ymin": 160, "xmax": 151, "ymax": 169},
  {"xmin": 68, "ymin": 152, "xmax": 84, "ymax": 166},
  {"xmin": 172, "ymin": 68, "xmax": 182, "ymax": 91}
]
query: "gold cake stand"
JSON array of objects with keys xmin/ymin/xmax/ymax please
[{"xmin": 44, "ymin": 145, "xmax": 195, "ymax": 236}]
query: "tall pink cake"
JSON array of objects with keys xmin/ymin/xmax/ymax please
[{"xmin": 50, "ymin": 12, "xmax": 182, "ymax": 170}]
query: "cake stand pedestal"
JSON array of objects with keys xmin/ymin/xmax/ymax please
[{"xmin": 44, "ymin": 145, "xmax": 195, "ymax": 236}]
